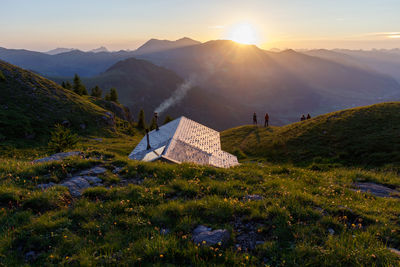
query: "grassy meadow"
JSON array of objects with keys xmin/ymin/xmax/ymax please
[{"xmin": 0, "ymin": 132, "xmax": 399, "ymax": 266}]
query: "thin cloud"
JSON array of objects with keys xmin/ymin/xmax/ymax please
[
  {"xmin": 209, "ymin": 25, "xmax": 225, "ymax": 29},
  {"xmin": 364, "ymin": 32, "xmax": 400, "ymax": 39}
]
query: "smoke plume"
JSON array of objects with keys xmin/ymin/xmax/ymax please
[{"xmin": 155, "ymin": 75, "xmax": 197, "ymax": 114}]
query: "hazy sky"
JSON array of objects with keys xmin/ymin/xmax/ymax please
[{"xmin": 1, "ymin": 0, "xmax": 399, "ymax": 51}]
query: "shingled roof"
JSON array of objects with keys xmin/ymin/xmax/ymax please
[{"xmin": 129, "ymin": 116, "xmax": 239, "ymax": 168}]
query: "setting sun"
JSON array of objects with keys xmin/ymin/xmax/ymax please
[{"xmin": 227, "ymin": 22, "xmax": 260, "ymax": 45}]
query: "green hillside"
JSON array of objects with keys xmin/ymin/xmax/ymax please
[
  {"xmin": 221, "ymin": 102, "xmax": 400, "ymax": 167},
  {"xmin": 0, "ymin": 60, "xmax": 118, "ymax": 145}
]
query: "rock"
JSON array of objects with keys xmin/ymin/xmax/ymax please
[
  {"xmin": 112, "ymin": 167, "xmax": 123, "ymax": 174},
  {"xmin": 83, "ymin": 176, "xmax": 102, "ymax": 185},
  {"xmin": 80, "ymin": 123, "xmax": 86, "ymax": 130},
  {"xmin": 328, "ymin": 228, "xmax": 335, "ymax": 235},
  {"xmin": 60, "ymin": 175, "xmax": 103, "ymax": 197},
  {"xmin": 80, "ymin": 166, "xmax": 107, "ymax": 176},
  {"xmin": 389, "ymin": 248, "xmax": 400, "ymax": 257},
  {"xmin": 353, "ymin": 182, "xmax": 399, "ymax": 198},
  {"xmin": 244, "ymin": 194, "xmax": 263, "ymax": 201},
  {"xmin": 160, "ymin": 228, "xmax": 170, "ymax": 235},
  {"xmin": 92, "ymin": 138, "xmax": 103, "ymax": 142},
  {"xmin": 33, "ymin": 151, "xmax": 82, "ymax": 163},
  {"xmin": 193, "ymin": 225, "xmax": 212, "ymax": 235},
  {"xmin": 62, "ymin": 120, "xmax": 71, "ymax": 127},
  {"xmin": 192, "ymin": 225, "xmax": 229, "ymax": 246},
  {"xmin": 37, "ymin": 182, "xmax": 55, "ymax": 190}
]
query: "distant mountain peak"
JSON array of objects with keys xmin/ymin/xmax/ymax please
[
  {"xmin": 176, "ymin": 37, "xmax": 198, "ymax": 43},
  {"xmin": 45, "ymin": 47, "xmax": 77, "ymax": 55},
  {"xmin": 135, "ymin": 37, "xmax": 201, "ymax": 54},
  {"xmin": 89, "ymin": 46, "xmax": 109, "ymax": 53}
]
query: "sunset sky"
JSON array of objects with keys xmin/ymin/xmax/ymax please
[{"xmin": 1, "ymin": 0, "xmax": 399, "ymax": 51}]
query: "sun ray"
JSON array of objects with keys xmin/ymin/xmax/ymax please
[{"xmin": 227, "ymin": 22, "xmax": 260, "ymax": 45}]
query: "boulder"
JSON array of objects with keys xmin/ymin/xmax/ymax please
[
  {"xmin": 84, "ymin": 176, "xmax": 102, "ymax": 184},
  {"xmin": 389, "ymin": 248, "xmax": 400, "ymax": 257},
  {"xmin": 193, "ymin": 225, "xmax": 212, "ymax": 235},
  {"xmin": 244, "ymin": 194, "xmax": 263, "ymax": 201},
  {"xmin": 353, "ymin": 182, "xmax": 399, "ymax": 198},
  {"xmin": 38, "ymin": 175, "xmax": 103, "ymax": 197},
  {"xmin": 80, "ymin": 166, "xmax": 107, "ymax": 176},
  {"xmin": 192, "ymin": 225, "xmax": 230, "ymax": 246},
  {"xmin": 112, "ymin": 167, "xmax": 123, "ymax": 174}
]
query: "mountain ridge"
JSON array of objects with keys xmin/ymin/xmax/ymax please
[{"xmin": 134, "ymin": 37, "xmax": 201, "ymax": 54}]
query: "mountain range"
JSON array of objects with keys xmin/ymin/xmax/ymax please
[{"xmin": 1, "ymin": 38, "xmax": 400, "ymax": 129}]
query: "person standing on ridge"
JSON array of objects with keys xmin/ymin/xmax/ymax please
[
  {"xmin": 307, "ymin": 114, "xmax": 311, "ymax": 120},
  {"xmin": 301, "ymin": 115, "xmax": 306, "ymax": 121},
  {"xmin": 253, "ymin": 112, "xmax": 257, "ymax": 125},
  {"xmin": 264, "ymin": 112, "xmax": 269, "ymax": 127}
]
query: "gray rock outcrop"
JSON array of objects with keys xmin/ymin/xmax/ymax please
[
  {"xmin": 60, "ymin": 175, "xmax": 102, "ymax": 197},
  {"xmin": 353, "ymin": 182, "xmax": 399, "ymax": 198},
  {"xmin": 79, "ymin": 166, "xmax": 107, "ymax": 175},
  {"xmin": 192, "ymin": 225, "xmax": 230, "ymax": 246},
  {"xmin": 37, "ymin": 166, "xmax": 104, "ymax": 197},
  {"xmin": 33, "ymin": 151, "xmax": 82, "ymax": 163}
]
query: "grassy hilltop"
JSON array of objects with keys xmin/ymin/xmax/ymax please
[{"xmin": 222, "ymin": 102, "xmax": 400, "ymax": 167}]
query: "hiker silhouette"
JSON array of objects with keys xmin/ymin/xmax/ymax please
[
  {"xmin": 264, "ymin": 113, "xmax": 269, "ymax": 127},
  {"xmin": 253, "ymin": 112, "xmax": 257, "ymax": 125}
]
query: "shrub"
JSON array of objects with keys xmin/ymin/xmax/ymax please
[
  {"xmin": 48, "ymin": 124, "xmax": 79, "ymax": 152},
  {"xmin": 137, "ymin": 109, "xmax": 146, "ymax": 130},
  {"xmin": 90, "ymin": 85, "xmax": 102, "ymax": 97},
  {"xmin": 149, "ymin": 117, "xmax": 157, "ymax": 130},
  {"xmin": 109, "ymin": 88, "xmax": 118, "ymax": 102},
  {"xmin": 73, "ymin": 74, "xmax": 87, "ymax": 95}
]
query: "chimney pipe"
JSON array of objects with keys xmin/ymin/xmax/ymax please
[
  {"xmin": 154, "ymin": 112, "xmax": 159, "ymax": 131},
  {"xmin": 146, "ymin": 129, "xmax": 151, "ymax": 150}
]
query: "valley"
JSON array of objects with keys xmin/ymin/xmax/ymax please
[{"xmin": 2, "ymin": 39, "xmax": 400, "ymax": 130}]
